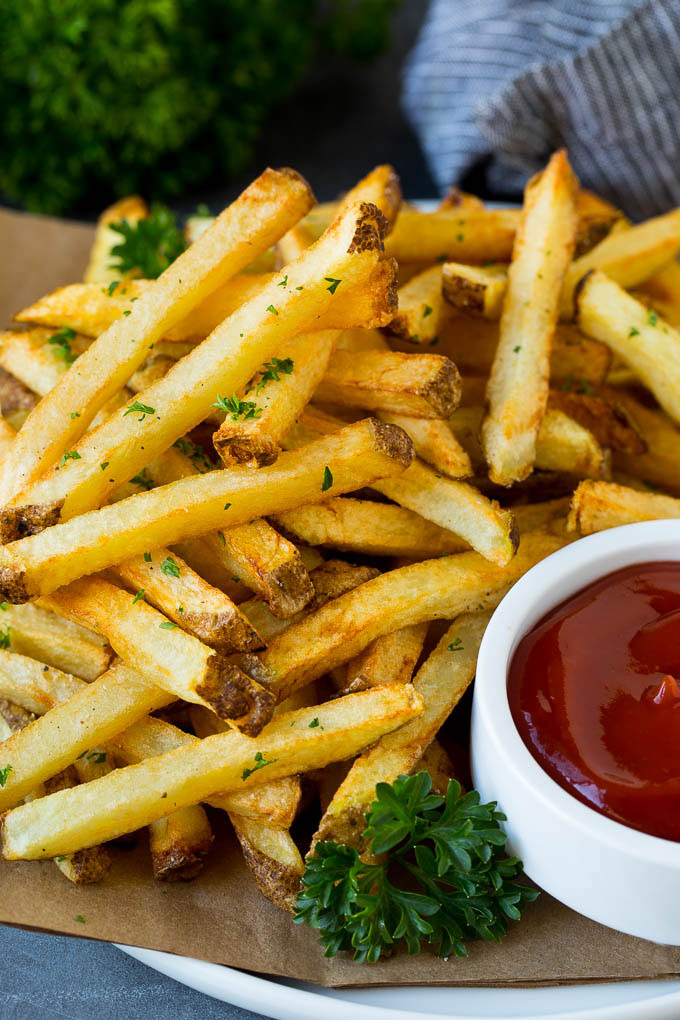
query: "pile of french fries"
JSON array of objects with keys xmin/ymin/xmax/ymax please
[{"xmin": 0, "ymin": 152, "xmax": 678, "ymax": 914}]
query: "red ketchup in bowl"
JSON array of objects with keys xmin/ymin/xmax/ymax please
[{"xmin": 507, "ymin": 562, "xmax": 680, "ymax": 842}]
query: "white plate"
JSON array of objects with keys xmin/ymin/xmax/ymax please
[
  {"xmin": 117, "ymin": 196, "xmax": 680, "ymax": 1018},
  {"xmin": 117, "ymin": 945, "xmax": 680, "ymax": 1019}
]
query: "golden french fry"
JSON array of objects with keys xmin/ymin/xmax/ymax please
[
  {"xmin": 575, "ymin": 270, "xmax": 680, "ymax": 425},
  {"xmin": 384, "ymin": 208, "xmax": 520, "ymax": 263},
  {"xmin": 547, "ymin": 390, "xmax": 645, "ymax": 454},
  {"xmin": 0, "ymin": 601, "xmax": 112, "ymax": 681},
  {"xmin": 148, "ymin": 805, "xmax": 214, "ymax": 882},
  {"xmin": 272, "ymin": 498, "xmax": 468, "ymax": 559},
  {"xmin": 377, "ymin": 413, "xmax": 472, "ymax": 479},
  {"xmin": 561, "ymin": 207, "xmax": 680, "ymax": 316},
  {"xmin": 0, "ymin": 420, "xmax": 412, "ymax": 601},
  {"xmin": 341, "ymin": 623, "xmax": 428, "ymax": 695},
  {"xmin": 240, "ymin": 560, "xmax": 380, "ymax": 642},
  {"xmin": 41, "ymin": 576, "xmax": 273, "ymax": 731},
  {"xmin": 574, "ymin": 189, "xmax": 624, "ymax": 257},
  {"xmin": 113, "ymin": 548, "xmax": 262, "ymax": 654},
  {"xmin": 441, "ymin": 261, "xmax": 507, "ymax": 318},
  {"xmin": 568, "ymin": 479, "xmax": 680, "ymax": 534},
  {"xmin": 604, "ymin": 388, "xmax": 680, "ymax": 495},
  {"xmin": 0, "ymin": 328, "xmax": 90, "ymax": 397},
  {"xmin": 0, "ymin": 661, "xmax": 175, "ymax": 811},
  {"xmin": 83, "ymin": 195, "xmax": 148, "ymax": 284},
  {"xmin": 315, "ymin": 349, "xmax": 461, "ymax": 419},
  {"xmin": 483, "ymin": 150, "xmax": 579, "ymax": 485},
  {"xmin": 231, "ymin": 814, "xmax": 304, "ymax": 912},
  {"xmin": 1, "ymin": 169, "xmax": 314, "ymax": 504},
  {"xmin": 259, "ymin": 531, "xmax": 567, "ymax": 703},
  {"xmin": 386, "ymin": 265, "xmax": 444, "ymax": 344},
  {"xmin": 314, "ymin": 611, "xmax": 490, "ymax": 848},
  {"xmin": 438, "ymin": 188, "xmax": 484, "ymax": 212},
  {"xmin": 1, "ymin": 684, "xmax": 424, "ymax": 859}
]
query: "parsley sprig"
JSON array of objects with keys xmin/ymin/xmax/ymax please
[
  {"xmin": 109, "ymin": 204, "xmax": 185, "ymax": 279},
  {"xmin": 252, "ymin": 357, "xmax": 294, "ymax": 394},
  {"xmin": 294, "ymin": 772, "xmax": 536, "ymax": 963},
  {"xmin": 48, "ymin": 327, "xmax": 78, "ymax": 365},
  {"xmin": 213, "ymin": 393, "xmax": 262, "ymax": 421}
]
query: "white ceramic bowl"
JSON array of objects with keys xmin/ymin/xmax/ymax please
[{"xmin": 471, "ymin": 520, "xmax": 680, "ymax": 945}]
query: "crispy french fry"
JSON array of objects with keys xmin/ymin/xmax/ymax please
[
  {"xmin": 575, "ymin": 271, "xmax": 680, "ymax": 425},
  {"xmin": 213, "ymin": 331, "xmax": 337, "ymax": 468},
  {"xmin": 638, "ymin": 257, "xmax": 680, "ymax": 326},
  {"xmin": 0, "ymin": 651, "xmax": 84, "ymax": 714},
  {"xmin": 230, "ymin": 814, "xmax": 304, "ymax": 912},
  {"xmin": 272, "ymin": 498, "xmax": 468, "ymax": 559},
  {"xmin": 147, "ymin": 444, "xmax": 314, "ymax": 617},
  {"xmin": 315, "ymin": 349, "xmax": 461, "ymax": 419},
  {"xmin": 148, "ymin": 805, "xmax": 214, "ymax": 882},
  {"xmin": 604, "ymin": 389, "xmax": 680, "ymax": 495},
  {"xmin": 386, "ymin": 265, "xmax": 444, "ymax": 344},
  {"xmin": 1, "ymin": 169, "xmax": 314, "ymax": 504},
  {"xmin": 441, "ymin": 261, "xmax": 507, "ymax": 318},
  {"xmin": 83, "ymin": 195, "xmax": 148, "ymax": 284},
  {"xmin": 547, "ymin": 390, "xmax": 645, "ymax": 454},
  {"xmin": 384, "ymin": 208, "xmax": 520, "ymax": 263},
  {"xmin": 1, "ymin": 684, "xmax": 424, "ymax": 859},
  {"xmin": 568, "ymin": 479, "xmax": 680, "ymax": 534},
  {"xmin": 112, "ymin": 548, "xmax": 262, "ymax": 654},
  {"xmin": 40, "ymin": 576, "xmax": 273, "ymax": 731},
  {"xmin": 574, "ymin": 189, "xmax": 624, "ymax": 257},
  {"xmin": 0, "ymin": 661, "xmax": 175, "ymax": 811},
  {"xmin": 239, "ymin": 560, "xmax": 380, "ymax": 642},
  {"xmin": 482, "ymin": 150, "xmax": 579, "ymax": 485},
  {"xmin": 341, "ymin": 622, "xmax": 428, "ymax": 694},
  {"xmin": 284, "ymin": 410, "xmax": 514, "ymax": 564},
  {"xmin": 0, "ymin": 328, "xmax": 90, "ymax": 397},
  {"xmin": 438, "ymin": 188, "xmax": 484, "ymax": 212},
  {"xmin": 0, "ymin": 420, "xmax": 412, "ymax": 601},
  {"xmin": 314, "ymin": 612, "xmax": 489, "ymax": 848},
  {"xmin": 0, "ymin": 601, "xmax": 112, "ymax": 681},
  {"xmin": 258, "ymin": 531, "xmax": 567, "ymax": 703},
  {"xmin": 377, "ymin": 413, "xmax": 472, "ymax": 478},
  {"xmin": 561, "ymin": 207, "xmax": 680, "ymax": 316},
  {"xmin": 511, "ymin": 498, "xmax": 571, "ymax": 533}
]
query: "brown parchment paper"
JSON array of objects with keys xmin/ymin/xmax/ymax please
[{"xmin": 1, "ymin": 203, "xmax": 680, "ymax": 989}]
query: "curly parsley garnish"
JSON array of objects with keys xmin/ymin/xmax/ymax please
[
  {"xmin": 295, "ymin": 772, "xmax": 537, "ymax": 962},
  {"xmin": 241, "ymin": 751, "xmax": 278, "ymax": 781},
  {"xmin": 48, "ymin": 327, "xmax": 78, "ymax": 365},
  {"xmin": 124, "ymin": 401, "xmax": 156, "ymax": 422},
  {"xmin": 213, "ymin": 393, "xmax": 262, "ymax": 421},
  {"xmin": 109, "ymin": 203, "xmax": 185, "ymax": 279}
]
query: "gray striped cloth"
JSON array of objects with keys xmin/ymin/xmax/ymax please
[{"xmin": 403, "ymin": 0, "xmax": 680, "ymax": 218}]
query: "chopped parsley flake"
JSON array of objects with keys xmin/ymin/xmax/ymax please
[
  {"xmin": 100, "ymin": 461, "xmax": 109, "ymax": 470},
  {"xmin": 513, "ymin": 345, "xmax": 521, "ymax": 353},
  {"xmin": 254, "ymin": 356, "xmax": 294, "ymax": 394},
  {"xmin": 278, "ymin": 275, "xmax": 288, "ymax": 287},
  {"xmin": 213, "ymin": 393, "xmax": 261, "ymax": 421},
  {"xmin": 648, "ymin": 309, "xmax": 658, "ymax": 326},
  {"xmin": 324, "ymin": 277, "xmax": 341, "ymax": 294},
  {"xmin": 124, "ymin": 401, "xmax": 156, "ymax": 421},
  {"xmin": 132, "ymin": 589, "xmax": 146, "ymax": 605},
  {"xmin": 224, "ymin": 502, "xmax": 232, "ymax": 510},
  {"xmin": 60, "ymin": 450, "xmax": 81, "ymax": 467},
  {"xmin": 130, "ymin": 469, "xmax": 153, "ymax": 490},
  {"xmin": 0, "ymin": 763, "xmax": 12, "ymax": 787},
  {"xmin": 106, "ymin": 280, "xmax": 120, "ymax": 296},
  {"xmin": 241, "ymin": 751, "xmax": 278, "ymax": 781},
  {"xmin": 48, "ymin": 327, "xmax": 78, "ymax": 365},
  {"xmin": 76, "ymin": 914, "xmax": 86, "ymax": 924},
  {"xmin": 321, "ymin": 466, "xmax": 333, "ymax": 492},
  {"xmin": 70, "ymin": 412, "xmax": 81, "ymax": 419},
  {"xmin": 144, "ymin": 552, "xmax": 152, "ymax": 562},
  {"xmin": 161, "ymin": 556, "xmax": 181, "ymax": 578},
  {"xmin": 423, "ymin": 304, "xmax": 433, "ymax": 318},
  {"xmin": 159, "ymin": 621, "xmax": 177, "ymax": 630},
  {"xmin": 629, "ymin": 327, "xmax": 640, "ymax": 338},
  {"xmin": 266, "ymin": 304, "xmax": 278, "ymax": 315},
  {"xmin": 448, "ymin": 637, "xmax": 464, "ymax": 652}
]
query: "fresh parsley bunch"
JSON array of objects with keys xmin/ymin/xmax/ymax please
[
  {"xmin": 0, "ymin": 0, "xmax": 399, "ymax": 215},
  {"xmin": 295, "ymin": 772, "xmax": 537, "ymax": 962},
  {"xmin": 110, "ymin": 203, "xmax": 185, "ymax": 278}
]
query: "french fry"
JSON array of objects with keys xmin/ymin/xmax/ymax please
[
  {"xmin": 0, "ymin": 416, "xmax": 15, "ymax": 462},
  {"xmin": 441, "ymin": 261, "xmax": 507, "ymax": 318},
  {"xmin": 0, "ymin": 651, "xmax": 299, "ymax": 827},
  {"xmin": 638, "ymin": 257, "xmax": 680, "ymax": 326},
  {"xmin": 0, "ymin": 328, "xmax": 91, "ymax": 397},
  {"xmin": 83, "ymin": 195, "xmax": 148, "ymax": 284},
  {"xmin": 1, "ymin": 683, "xmax": 424, "ymax": 859},
  {"xmin": 386, "ymin": 265, "xmax": 444, "ymax": 344},
  {"xmin": 433, "ymin": 317, "xmax": 612, "ymax": 387},
  {"xmin": 0, "ymin": 420, "xmax": 413, "ymax": 601},
  {"xmin": 452, "ymin": 404, "xmax": 605, "ymax": 478},
  {"xmin": 230, "ymin": 814, "xmax": 304, "ymax": 912},
  {"xmin": 561, "ymin": 207, "xmax": 680, "ymax": 316},
  {"xmin": 213, "ymin": 331, "xmax": 337, "ymax": 468},
  {"xmin": 315, "ymin": 349, "xmax": 461, "ymax": 419},
  {"xmin": 575, "ymin": 271, "xmax": 680, "ymax": 425},
  {"xmin": 438, "ymin": 188, "xmax": 484, "ymax": 212},
  {"xmin": 377, "ymin": 413, "xmax": 472, "ymax": 478},
  {"xmin": 511, "ymin": 497, "xmax": 571, "ymax": 534},
  {"xmin": 240, "ymin": 560, "xmax": 380, "ymax": 642},
  {"xmin": 604, "ymin": 389, "xmax": 680, "ymax": 495},
  {"xmin": 258, "ymin": 531, "xmax": 567, "ymax": 703},
  {"xmin": 0, "ymin": 661, "xmax": 175, "ymax": 811},
  {"xmin": 0, "ymin": 601, "xmax": 112, "ymax": 681},
  {"xmin": 284, "ymin": 409, "xmax": 514, "ymax": 564},
  {"xmin": 341, "ymin": 623, "xmax": 428, "ymax": 694},
  {"xmin": 0, "ymin": 168, "xmax": 314, "ymax": 504},
  {"xmin": 147, "ymin": 444, "xmax": 314, "ymax": 617},
  {"xmin": 314, "ymin": 612, "xmax": 489, "ymax": 848},
  {"xmin": 272, "ymin": 498, "xmax": 468, "ymax": 559},
  {"xmin": 40, "ymin": 576, "xmax": 274, "ymax": 731},
  {"xmin": 482, "ymin": 150, "xmax": 579, "ymax": 485},
  {"xmin": 148, "ymin": 804, "xmax": 214, "ymax": 882},
  {"xmin": 0, "ymin": 367, "xmax": 37, "ymax": 429},
  {"xmin": 547, "ymin": 390, "xmax": 645, "ymax": 454},
  {"xmin": 568, "ymin": 479, "xmax": 680, "ymax": 534},
  {"xmin": 384, "ymin": 208, "xmax": 520, "ymax": 263},
  {"xmin": 112, "ymin": 548, "xmax": 262, "ymax": 654}
]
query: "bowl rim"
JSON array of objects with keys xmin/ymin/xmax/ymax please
[{"xmin": 474, "ymin": 519, "xmax": 680, "ymax": 867}]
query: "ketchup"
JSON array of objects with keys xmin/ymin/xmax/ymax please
[{"xmin": 507, "ymin": 562, "xmax": 680, "ymax": 842}]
